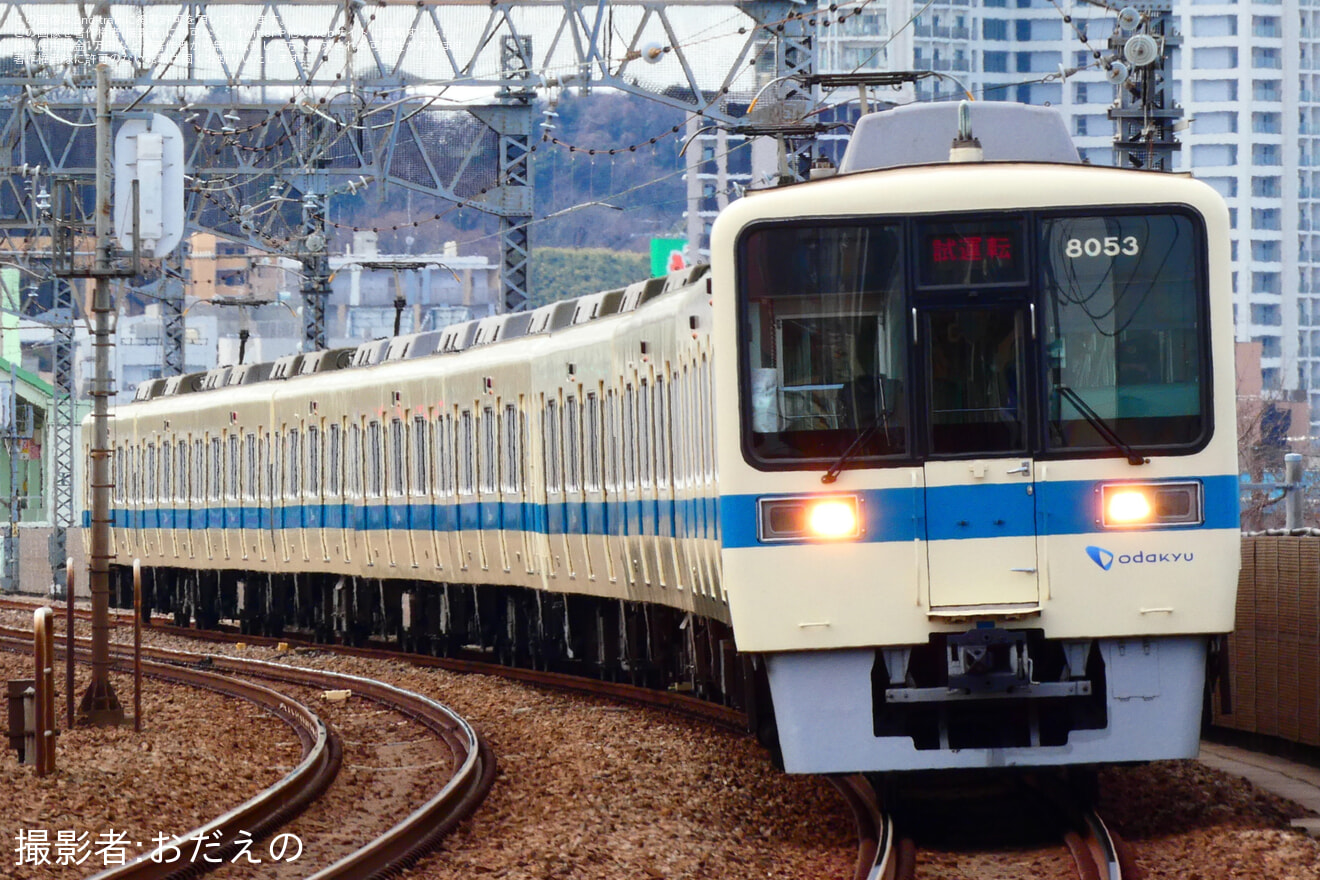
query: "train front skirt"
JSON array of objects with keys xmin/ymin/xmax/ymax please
[{"xmin": 765, "ymin": 634, "xmax": 1206, "ymax": 773}]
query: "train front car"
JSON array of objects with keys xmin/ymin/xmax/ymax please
[{"xmin": 712, "ymin": 104, "xmax": 1238, "ymax": 774}]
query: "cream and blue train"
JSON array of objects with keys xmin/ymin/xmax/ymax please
[{"xmin": 89, "ymin": 103, "xmax": 1239, "ymax": 774}]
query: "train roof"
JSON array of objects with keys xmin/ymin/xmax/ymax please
[
  {"xmin": 839, "ymin": 102, "xmax": 1080, "ymax": 173},
  {"xmin": 125, "ymin": 262, "xmax": 711, "ymax": 403}
]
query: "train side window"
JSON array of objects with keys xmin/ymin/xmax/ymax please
[
  {"xmin": 690, "ymin": 365, "xmax": 702, "ymax": 484},
  {"xmin": 481, "ymin": 406, "xmax": 497, "ymax": 494},
  {"xmin": 122, "ymin": 445, "xmax": 132, "ymax": 504},
  {"xmin": 639, "ymin": 380, "xmax": 653, "ymax": 489},
  {"xmin": 177, "ymin": 440, "xmax": 189, "ymax": 503},
  {"xmin": 585, "ymin": 393, "xmax": 601, "ymax": 492},
  {"xmin": 458, "ymin": 411, "xmax": 475, "ymax": 495},
  {"xmin": 673, "ymin": 370, "xmax": 688, "ymax": 487},
  {"xmin": 656, "ymin": 377, "xmax": 671, "ymax": 489},
  {"xmin": 209, "ymin": 438, "xmax": 221, "ymax": 502},
  {"xmin": 700, "ymin": 358, "xmax": 714, "ymax": 481},
  {"xmin": 262, "ymin": 434, "xmax": 272, "ymax": 502},
  {"xmin": 544, "ymin": 398, "xmax": 561, "ymax": 495},
  {"xmin": 502, "ymin": 403, "xmax": 521, "ymax": 493},
  {"xmin": 623, "ymin": 385, "xmax": 636, "ymax": 490},
  {"xmin": 161, "ymin": 439, "xmax": 173, "ymax": 503},
  {"xmin": 244, "ymin": 434, "xmax": 257, "ymax": 500},
  {"xmin": 367, "ymin": 421, "xmax": 383, "ymax": 498},
  {"xmin": 192, "ymin": 439, "xmax": 203, "ymax": 504},
  {"xmin": 348, "ymin": 424, "xmax": 362, "ymax": 497},
  {"xmin": 308, "ymin": 425, "xmax": 322, "ymax": 497},
  {"xmin": 227, "ymin": 435, "xmax": 239, "ymax": 501},
  {"xmin": 604, "ymin": 390, "xmax": 619, "ymax": 493},
  {"xmin": 435, "ymin": 415, "xmax": 452, "ymax": 495},
  {"xmin": 390, "ymin": 419, "xmax": 406, "ymax": 496},
  {"xmin": 145, "ymin": 443, "xmax": 156, "ymax": 503},
  {"xmin": 411, "ymin": 416, "xmax": 429, "ymax": 495},
  {"xmin": 327, "ymin": 423, "xmax": 342, "ymax": 497},
  {"xmin": 287, "ymin": 428, "xmax": 301, "ymax": 498},
  {"xmin": 564, "ymin": 395, "xmax": 581, "ymax": 493}
]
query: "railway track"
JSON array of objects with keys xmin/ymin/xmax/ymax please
[
  {"xmin": 0, "ymin": 621, "xmax": 494, "ymax": 879},
  {"xmin": 0, "ymin": 598, "xmax": 1141, "ymax": 880},
  {"xmin": 871, "ymin": 771, "xmax": 1140, "ymax": 880},
  {"xmin": 0, "ymin": 631, "xmax": 339, "ymax": 880},
  {"xmin": 7, "ymin": 597, "xmax": 747, "ymax": 733}
]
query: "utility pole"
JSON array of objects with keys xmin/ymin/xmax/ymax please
[
  {"xmin": 78, "ymin": 65, "xmax": 125, "ymax": 725},
  {"xmin": 1, "ymin": 363, "xmax": 28, "ymax": 594},
  {"xmin": 1109, "ymin": 3, "xmax": 1183, "ymax": 171},
  {"xmin": 490, "ymin": 35, "xmax": 533, "ymax": 312},
  {"xmin": 299, "ymin": 189, "xmax": 330, "ymax": 352}
]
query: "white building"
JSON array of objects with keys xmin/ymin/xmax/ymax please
[{"xmin": 816, "ymin": 0, "xmax": 1317, "ymax": 428}]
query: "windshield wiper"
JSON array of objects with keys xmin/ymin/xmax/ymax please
[
  {"xmin": 821, "ymin": 418, "xmax": 885, "ymax": 484},
  {"xmin": 1055, "ymin": 385, "xmax": 1148, "ymax": 466},
  {"xmin": 822, "ymin": 380, "xmax": 894, "ymax": 484}
]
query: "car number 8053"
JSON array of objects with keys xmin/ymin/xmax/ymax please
[{"xmin": 1065, "ymin": 236, "xmax": 1140, "ymax": 258}]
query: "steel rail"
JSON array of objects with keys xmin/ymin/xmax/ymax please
[
  {"xmin": 0, "ymin": 632, "xmax": 340, "ymax": 880},
  {"xmin": 0, "ymin": 596, "xmax": 748, "ymax": 732},
  {"xmin": 0, "ymin": 622, "xmax": 495, "ymax": 879},
  {"xmin": 826, "ymin": 774, "xmax": 915, "ymax": 880}
]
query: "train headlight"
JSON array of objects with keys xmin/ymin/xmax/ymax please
[
  {"xmin": 757, "ymin": 495, "xmax": 862, "ymax": 542},
  {"xmin": 1106, "ymin": 489, "xmax": 1152, "ymax": 524},
  {"xmin": 809, "ymin": 499, "xmax": 859, "ymax": 539},
  {"xmin": 1099, "ymin": 481, "xmax": 1203, "ymax": 528}
]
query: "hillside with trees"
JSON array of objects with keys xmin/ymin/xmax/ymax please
[{"xmin": 526, "ymin": 247, "xmax": 650, "ymax": 308}]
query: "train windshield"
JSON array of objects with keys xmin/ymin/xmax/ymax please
[
  {"xmin": 738, "ymin": 223, "xmax": 909, "ymax": 462},
  {"xmin": 737, "ymin": 209, "xmax": 1208, "ymax": 469},
  {"xmin": 1040, "ymin": 213, "xmax": 1205, "ymax": 451}
]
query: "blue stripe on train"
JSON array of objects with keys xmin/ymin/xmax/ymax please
[{"xmin": 90, "ymin": 475, "xmax": 1238, "ymax": 546}]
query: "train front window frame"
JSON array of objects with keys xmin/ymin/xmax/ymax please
[
  {"xmin": 736, "ymin": 220, "xmax": 910, "ymax": 468},
  {"xmin": 1038, "ymin": 209, "xmax": 1210, "ymax": 456},
  {"xmin": 735, "ymin": 208, "xmax": 1212, "ymax": 470}
]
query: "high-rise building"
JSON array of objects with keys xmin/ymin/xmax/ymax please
[{"xmin": 816, "ymin": 0, "xmax": 1315, "ymax": 429}]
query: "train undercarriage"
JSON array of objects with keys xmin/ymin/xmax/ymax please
[{"xmin": 109, "ymin": 565, "xmax": 763, "ymax": 718}]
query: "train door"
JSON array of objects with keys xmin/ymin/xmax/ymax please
[
  {"xmin": 346, "ymin": 422, "xmax": 363, "ymax": 567},
  {"xmin": 237, "ymin": 433, "xmax": 251, "ymax": 561},
  {"xmin": 455, "ymin": 410, "xmax": 474, "ymax": 573},
  {"xmin": 390, "ymin": 416, "xmax": 411, "ymax": 567},
  {"xmin": 429, "ymin": 414, "xmax": 449, "ymax": 572},
  {"xmin": 205, "ymin": 436, "xmax": 219, "ymax": 561},
  {"xmin": 918, "ymin": 304, "xmax": 1039, "ymax": 611},
  {"xmin": 478, "ymin": 406, "xmax": 497, "ymax": 571},
  {"xmin": 309, "ymin": 422, "xmax": 328, "ymax": 563},
  {"xmin": 582, "ymin": 390, "xmax": 606, "ymax": 583},
  {"xmin": 621, "ymin": 382, "xmax": 644, "ymax": 587},
  {"xmin": 564, "ymin": 393, "xmax": 588, "ymax": 580},
  {"xmin": 259, "ymin": 432, "xmax": 272, "ymax": 563},
  {"xmin": 327, "ymin": 421, "xmax": 346, "ymax": 564},
  {"xmin": 189, "ymin": 438, "xmax": 203, "ymax": 561},
  {"xmin": 500, "ymin": 400, "xmax": 532, "ymax": 575},
  {"xmin": 169, "ymin": 438, "xmax": 183, "ymax": 560},
  {"xmin": 365, "ymin": 419, "xmax": 384, "ymax": 569},
  {"xmin": 541, "ymin": 395, "xmax": 567, "ymax": 580}
]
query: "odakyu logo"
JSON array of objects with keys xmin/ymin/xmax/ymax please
[
  {"xmin": 1085, "ymin": 546, "xmax": 1114, "ymax": 571},
  {"xmin": 1085, "ymin": 545, "xmax": 1194, "ymax": 571}
]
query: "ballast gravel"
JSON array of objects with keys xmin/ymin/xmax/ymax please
[{"xmin": 0, "ymin": 605, "xmax": 1317, "ymax": 879}]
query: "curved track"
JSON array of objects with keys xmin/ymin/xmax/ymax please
[
  {"xmin": 0, "ymin": 631, "xmax": 340, "ymax": 880},
  {"xmin": 0, "ymin": 620, "xmax": 494, "ymax": 879},
  {"xmin": 6, "ymin": 598, "xmax": 1140, "ymax": 880}
]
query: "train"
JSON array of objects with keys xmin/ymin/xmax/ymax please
[{"xmin": 87, "ymin": 101, "xmax": 1240, "ymax": 774}]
